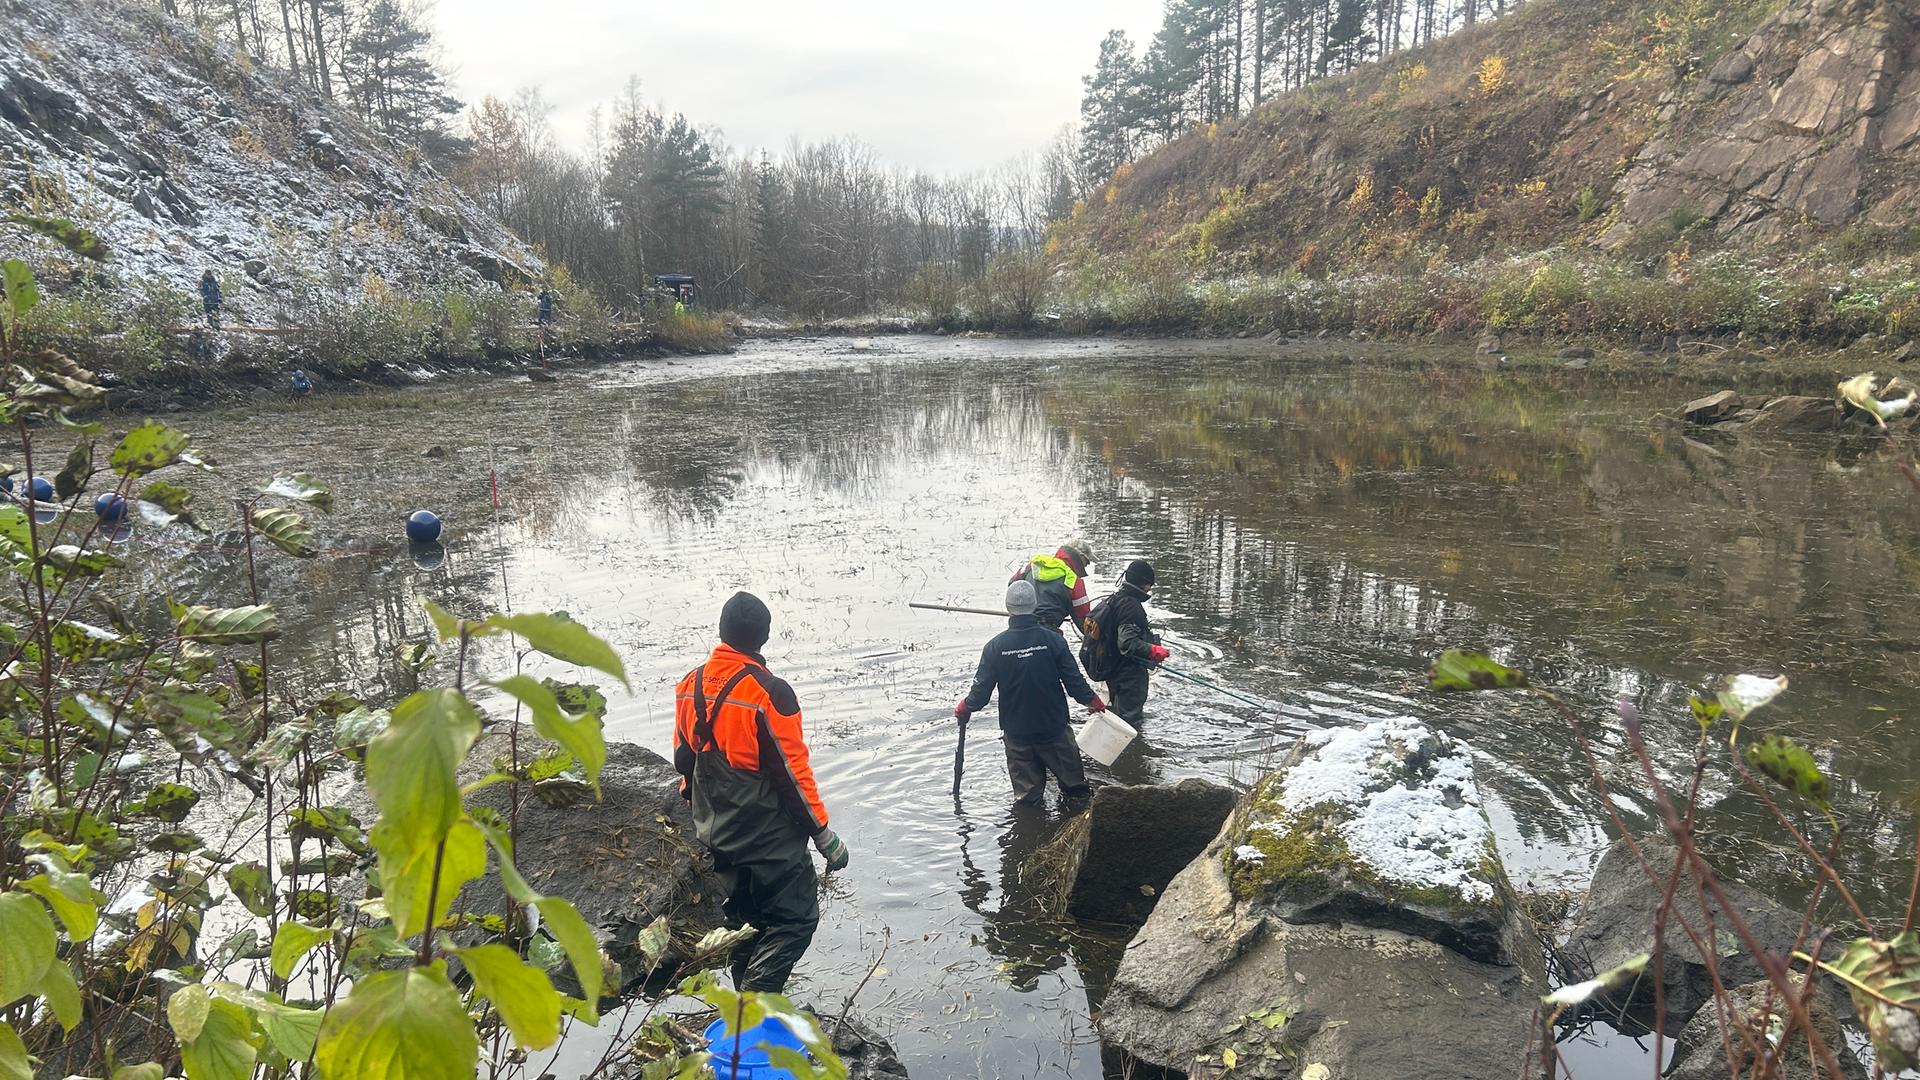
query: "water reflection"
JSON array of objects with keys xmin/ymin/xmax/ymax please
[{"xmin": 148, "ymin": 337, "xmax": 1920, "ymax": 1077}]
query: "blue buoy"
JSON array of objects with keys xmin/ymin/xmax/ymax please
[
  {"xmin": 0, "ymin": 476, "xmax": 12, "ymax": 494},
  {"xmin": 702, "ymin": 1015, "xmax": 806, "ymax": 1080},
  {"xmin": 28, "ymin": 476, "xmax": 52, "ymax": 502},
  {"xmin": 404, "ymin": 510, "xmax": 442, "ymax": 544},
  {"xmin": 95, "ymin": 492, "xmax": 128, "ymax": 523}
]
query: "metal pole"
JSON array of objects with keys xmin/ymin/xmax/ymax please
[{"xmin": 909, "ymin": 601, "xmax": 1009, "ymax": 618}]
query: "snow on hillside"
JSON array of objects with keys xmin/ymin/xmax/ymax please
[{"xmin": 0, "ymin": 0, "xmax": 539, "ymax": 323}]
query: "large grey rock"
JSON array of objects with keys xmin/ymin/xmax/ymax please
[
  {"xmin": 1565, "ymin": 838, "xmax": 1815, "ymax": 1034},
  {"xmin": 1030, "ymin": 777, "xmax": 1240, "ymax": 925},
  {"xmin": 1099, "ymin": 719, "xmax": 1543, "ymax": 1079},
  {"xmin": 1668, "ymin": 974, "xmax": 1868, "ymax": 1080},
  {"xmin": 1682, "ymin": 390, "xmax": 1747, "ymax": 424},
  {"xmin": 1223, "ymin": 717, "xmax": 1530, "ymax": 966},
  {"xmin": 1743, "ymin": 395, "xmax": 1843, "ymax": 434},
  {"xmin": 456, "ymin": 731, "xmax": 726, "ymax": 992}
]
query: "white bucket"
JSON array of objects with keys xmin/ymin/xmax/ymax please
[{"xmin": 1075, "ymin": 712, "xmax": 1138, "ymax": 766}]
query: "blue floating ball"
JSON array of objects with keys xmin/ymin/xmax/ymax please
[
  {"xmin": 28, "ymin": 476, "xmax": 52, "ymax": 502},
  {"xmin": 95, "ymin": 492, "xmax": 129, "ymax": 523},
  {"xmin": 405, "ymin": 509, "xmax": 442, "ymax": 544},
  {"xmin": 0, "ymin": 476, "xmax": 12, "ymax": 494}
]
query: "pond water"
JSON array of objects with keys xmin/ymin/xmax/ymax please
[{"xmin": 139, "ymin": 336, "xmax": 1920, "ymax": 1077}]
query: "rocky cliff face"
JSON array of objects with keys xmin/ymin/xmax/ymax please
[
  {"xmin": 1062, "ymin": 0, "xmax": 1920, "ymax": 272},
  {"xmin": 1614, "ymin": 0, "xmax": 1920, "ymax": 243},
  {"xmin": 0, "ymin": 0, "xmax": 537, "ymax": 323}
]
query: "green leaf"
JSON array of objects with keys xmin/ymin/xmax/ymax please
[
  {"xmin": 111, "ymin": 1066, "xmax": 166, "ymax": 1080},
  {"xmin": 263, "ymin": 473, "xmax": 334, "ymax": 513},
  {"xmin": 1744, "ymin": 733, "xmax": 1832, "ymax": 809},
  {"xmin": 457, "ymin": 943, "xmax": 564, "ymax": 1050},
  {"xmin": 5, "ymin": 214, "xmax": 111, "ymax": 260},
  {"xmin": 270, "ymin": 921, "xmax": 333, "ymax": 981},
  {"xmin": 0, "ymin": 505, "xmax": 31, "ymax": 550},
  {"xmin": 0, "ymin": 891, "xmax": 57, "ymax": 1007},
  {"xmin": 0, "ymin": 1021, "xmax": 30, "ymax": 1080},
  {"xmin": 1, "ymin": 259, "xmax": 38, "ymax": 320},
  {"xmin": 1825, "ymin": 932, "xmax": 1920, "ymax": 1070},
  {"xmin": 1426, "ymin": 649, "xmax": 1528, "ymax": 692},
  {"xmin": 492, "ymin": 675, "xmax": 607, "ymax": 793},
  {"xmin": 474, "ymin": 814, "xmax": 539, "ymax": 904},
  {"xmin": 632, "ymin": 916, "xmax": 671, "ymax": 970},
  {"xmin": 181, "ymin": 997, "xmax": 259, "ymax": 1080},
  {"xmin": 38, "ymin": 957, "xmax": 81, "ymax": 1031},
  {"xmin": 110, "ymin": 421, "xmax": 192, "ymax": 477},
  {"xmin": 314, "ymin": 965, "xmax": 478, "ymax": 1080},
  {"xmin": 489, "ymin": 613, "xmax": 629, "ymax": 688},
  {"xmin": 168, "ymin": 981, "xmax": 213, "ymax": 1043},
  {"xmin": 19, "ymin": 863, "xmax": 103, "ymax": 941},
  {"xmin": 53, "ymin": 439, "xmax": 92, "ymax": 500},
  {"xmin": 175, "ymin": 603, "xmax": 280, "ymax": 645},
  {"xmin": 139, "ymin": 479, "xmax": 202, "ymax": 529},
  {"xmin": 260, "ymin": 1001, "xmax": 322, "ymax": 1061},
  {"xmin": 52, "ymin": 620, "xmax": 138, "ymax": 663},
  {"xmin": 534, "ymin": 896, "xmax": 604, "ymax": 1017},
  {"xmin": 250, "ymin": 506, "xmax": 317, "ymax": 558},
  {"xmin": 225, "ymin": 862, "xmax": 272, "ymax": 918},
  {"xmin": 128, "ymin": 781, "xmax": 201, "ymax": 823},
  {"xmin": 373, "ymin": 817, "xmax": 485, "ymax": 939},
  {"xmin": 367, "ymin": 688, "xmax": 480, "ymax": 847},
  {"xmin": 333, "ymin": 705, "xmax": 391, "ymax": 751}
]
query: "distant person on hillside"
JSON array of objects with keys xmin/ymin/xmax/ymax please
[
  {"xmin": 536, "ymin": 287, "xmax": 554, "ymax": 326},
  {"xmin": 199, "ymin": 270, "xmax": 222, "ymax": 329},
  {"xmin": 290, "ymin": 369, "xmax": 312, "ymax": 398}
]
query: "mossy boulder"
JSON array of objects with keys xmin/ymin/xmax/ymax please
[{"xmin": 1221, "ymin": 716, "xmax": 1527, "ymax": 965}]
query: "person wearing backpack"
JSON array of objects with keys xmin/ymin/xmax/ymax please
[
  {"xmin": 1080, "ymin": 560, "xmax": 1170, "ymax": 725},
  {"xmin": 954, "ymin": 579, "xmax": 1106, "ymax": 805}
]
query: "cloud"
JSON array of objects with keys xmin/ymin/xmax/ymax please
[{"xmin": 432, "ymin": 0, "xmax": 1161, "ymax": 173}]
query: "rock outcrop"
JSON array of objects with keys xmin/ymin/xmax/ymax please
[
  {"xmin": 0, "ymin": 0, "xmax": 538, "ymax": 322},
  {"xmin": 1099, "ymin": 718, "xmax": 1543, "ymax": 1079},
  {"xmin": 1613, "ymin": 0, "xmax": 1920, "ymax": 243},
  {"xmin": 1564, "ymin": 838, "xmax": 1821, "ymax": 1035},
  {"xmin": 1029, "ymin": 777, "xmax": 1241, "ymax": 925},
  {"xmin": 455, "ymin": 732, "xmax": 727, "ymax": 994},
  {"xmin": 1667, "ymin": 974, "xmax": 1869, "ymax": 1080}
]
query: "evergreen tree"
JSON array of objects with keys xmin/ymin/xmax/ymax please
[
  {"xmin": 1078, "ymin": 31, "xmax": 1142, "ymax": 185},
  {"xmin": 344, "ymin": 0, "xmax": 463, "ymax": 156}
]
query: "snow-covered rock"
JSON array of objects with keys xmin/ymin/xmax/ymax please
[
  {"xmin": 1222, "ymin": 715, "xmax": 1528, "ymax": 965},
  {"xmin": 1097, "ymin": 720, "xmax": 1544, "ymax": 1078},
  {"xmin": 0, "ymin": 0, "xmax": 539, "ymax": 325}
]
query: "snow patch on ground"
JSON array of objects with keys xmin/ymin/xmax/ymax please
[{"xmin": 1274, "ymin": 715, "xmax": 1494, "ymax": 903}]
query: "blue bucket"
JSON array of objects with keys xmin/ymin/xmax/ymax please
[{"xmin": 702, "ymin": 1015, "xmax": 807, "ymax": 1080}]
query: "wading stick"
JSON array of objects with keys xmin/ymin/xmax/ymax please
[
  {"xmin": 909, "ymin": 601, "xmax": 1010, "ymax": 618},
  {"xmin": 952, "ymin": 716, "xmax": 967, "ymax": 798}
]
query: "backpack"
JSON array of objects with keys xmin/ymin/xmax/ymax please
[{"xmin": 1078, "ymin": 594, "xmax": 1120, "ymax": 681}]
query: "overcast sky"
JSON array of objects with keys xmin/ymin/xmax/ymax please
[{"xmin": 434, "ymin": 1, "xmax": 1162, "ymax": 176}]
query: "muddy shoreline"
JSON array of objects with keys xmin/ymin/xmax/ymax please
[{"xmin": 94, "ymin": 321, "xmax": 1905, "ymax": 414}]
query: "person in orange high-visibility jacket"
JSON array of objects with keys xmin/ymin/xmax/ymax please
[{"xmin": 674, "ymin": 591, "xmax": 847, "ymax": 993}]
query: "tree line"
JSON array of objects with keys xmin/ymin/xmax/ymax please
[
  {"xmin": 457, "ymin": 83, "xmax": 1082, "ymax": 316},
  {"xmin": 1080, "ymin": 0, "xmax": 1518, "ymax": 182}
]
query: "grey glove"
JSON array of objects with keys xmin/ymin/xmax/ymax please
[{"xmin": 813, "ymin": 827, "xmax": 849, "ymax": 873}]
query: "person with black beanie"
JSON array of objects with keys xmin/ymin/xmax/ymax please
[
  {"xmin": 672, "ymin": 591, "xmax": 846, "ymax": 993},
  {"xmin": 1082, "ymin": 560, "xmax": 1169, "ymax": 725}
]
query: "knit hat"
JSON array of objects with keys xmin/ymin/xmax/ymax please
[
  {"xmin": 1059, "ymin": 539, "xmax": 1094, "ymax": 572},
  {"xmin": 718, "ymin": 591, "xmax": 772, "ymax": 653},
  {"xmin": 1124, "ymin": 559, "xmax": 1156, "ymax": 589},
  {"xmin": 1005, "ymin": 579, "xmax": 1038, "ymax": 616}
]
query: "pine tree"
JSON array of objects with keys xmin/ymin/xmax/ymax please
[
  {"xmin": 1078, "ymin": 30, "xmax": 1142, "ymax": 184},
  {"xmin": 344, "ymin": 1, "xmax": 463, "ymax": 155}
]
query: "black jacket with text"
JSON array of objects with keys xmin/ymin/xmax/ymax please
[{"xmin": 961, "ymin": 614, "xmax": 1099, "ymax": 744}]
